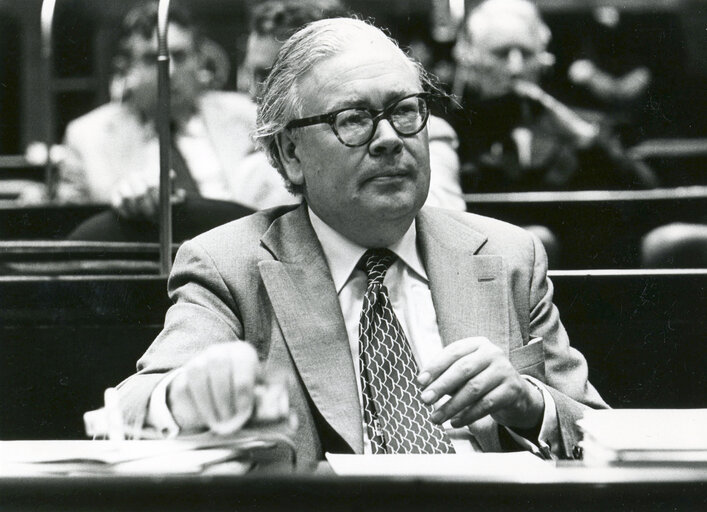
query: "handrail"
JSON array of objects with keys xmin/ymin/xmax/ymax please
[
  {"xmin": 548, "ymin": 268, "xmax": 707, "ymax": 277},
  {"xmin": 40, "ymin": 0, "xmax": 58, "ymax": 200},
  {"xmin": 0, "ymin": 241, "xmax": 178, "ymax": 258},
  {"xmin": 156, "ymin": 0, "xmax": 173, "ymax": 275},
  {"xmin": 464, "ymin": 186, "xmax": 707, "ymax": 204},
  {"xmin": 628, "ymin": 138, "xmax": 707, "ymax": 160}
]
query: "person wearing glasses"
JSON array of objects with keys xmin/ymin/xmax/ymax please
[
  {"xmin": 116, "ymin": 18, "xmax": 607, "ymax": 466},
  {"xmin": 237, "ymin": 0, "xmax": 466, "ymax": 211},
  {"xmin": 55, "ymin": 2, "xmax": 268, "ymax": 223}
]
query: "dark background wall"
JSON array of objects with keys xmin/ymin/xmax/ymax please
[{"xmin": 1, "ymin": 0, "xmax": 706, "ymax": 155}]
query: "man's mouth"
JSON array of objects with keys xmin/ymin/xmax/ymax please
[{"xmin": 365, "ymin": 169, "xmax": 410, "ymax": 183}]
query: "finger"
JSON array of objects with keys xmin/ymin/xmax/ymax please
[
  {"xmin": 182, "ymin": 363, "xmax": 221, "ymax": 429},
  {"xmin": 448, "ymin": 381, "xmax": 514, "ymax": 428},
  {"xmin": 420, "ymin": 349, "xmax": 492, "ymax": 405},
  {"xmin": 210, "ymin": 343, "xmax": 259, "ymax": 435},
  {"xmin": 167, "ymin": 370, "xmax": 213, "ymax": 432},
  {"xmin": 205, "ymin": 357, "xmax": 238, "ymax": 423},
  {"xmin": 417, "ymin": 337, "xmax": 485, "ymax": 386},
  {"xmin": 430, "ymin": 365, "xmax": 503, "ymax": 425}
]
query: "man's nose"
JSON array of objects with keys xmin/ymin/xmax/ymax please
[
  {"xmin": 369, "ymin": 119, "xmax": 403, "ymax": 156},
  {"xmin": 506, "ymin": 48, "xmax": 526, "ymax": 76}
]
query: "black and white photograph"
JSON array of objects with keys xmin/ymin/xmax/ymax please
[{"xmin": 1, "ymin": 0, "xmax": 706, "ymax": 510}]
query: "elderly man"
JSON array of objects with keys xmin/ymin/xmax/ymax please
[
  {"xmin": 116, "ymin": 18, "xmax": 606, "ymax": 466},
  {"xmin": 452, "ymin": 0, "xmax": 657, "ymax": 192},
  {"xmin": 237, "ymin": 0, "xmax": 466, "ymax": 211},
  {"xmin": 57, "ymin": 2, "xmax": 259, "ymax": 219}
]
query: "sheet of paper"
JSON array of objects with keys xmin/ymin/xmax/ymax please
[
  {"xmin": 577, "ymin": 409, "xmax": 707, "ymax": 451},
  {"xmin": 0, "ymin": 438, "xmax": 271, "ymax": 476},
  {"xmin": 326, "ymin": 453, "xmax": 554, "ymax": 481}
]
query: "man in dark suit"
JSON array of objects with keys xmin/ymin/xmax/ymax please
[
  {"xmin": 452, "ymin": 0, "xmax": 657, "ymax": 192},
  {"xmin": 117, "ymin": 18, "xmax": 607, "ymax": 466}
]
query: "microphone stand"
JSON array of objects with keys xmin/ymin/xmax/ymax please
[
  {"xmin": 156, "ymin": 0, "xmax": 173, "ymax": 275},
  {"xmin": 40, "ymin": 0, "xmax": 57, "ymax": 201}
]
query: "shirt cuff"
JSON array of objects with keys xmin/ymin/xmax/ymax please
[
  {"xmin": 146, "ymin": 370, "xmax": 181, "ymax": 438},
  {"xmin": 504, "ymin": 375, "xmax": 559, "ymax": 459}
]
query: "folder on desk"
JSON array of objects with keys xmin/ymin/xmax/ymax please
[
  {"xmin": 0, "ymin": 436, "xmax": 281, "ymax": 476},
  {"xmin": 578, "ymin": 409, "xmax": 707, "ymax": 466}
]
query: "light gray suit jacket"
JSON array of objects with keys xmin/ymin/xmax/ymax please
[
  {"xmin": 58, "ymin": 91, "xmax": 261, "ymax": 204},
  {"xmin": 117, "ymin": 204, "xmax": 607, "ymax": 464}
]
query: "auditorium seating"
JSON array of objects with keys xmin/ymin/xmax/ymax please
[
  {"xmin": 0, "ymin": 205, "xmax": 106, "ymax": 240},
  {"xmin": 464, "ymin": 187, "xmax": 707, "ymax": 269},
  {"xmin": 1, "ymin": 270, "xmax": 704, "ymax": 439},
  {"xmin": 628, "ymin": 138, "xmax": 707, "ymax": 186},
  {"xmin": 2, "ymin": 189, "xmax": 704, "ymax": 270},
  {"xmin": 0, "ymin": 241, "xmax": 166, "ymax": 275}
]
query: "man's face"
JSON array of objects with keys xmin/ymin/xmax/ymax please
[
  {"xmin": 457, "ymin": 14, "xmax": 546, "ymax": 98},
  {"xmin": 243, "ymin": 33, "xmax": 282, "ymax": 98},
  {"xmin": 281, "ymin": 38, "xmax": 431, "ymax": 246},
  {"xmin": 124, "ymin": 22, "xmax": 203, "ymax": 121}
]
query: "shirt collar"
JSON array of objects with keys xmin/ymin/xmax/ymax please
[{"xmin": 308, "ymin": 207, "xmax": 428, "ymax": 293}]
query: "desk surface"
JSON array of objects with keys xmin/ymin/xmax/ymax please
[{"xmin": 1, "ymin": 463, "xmax": 706, "ymax": 512}]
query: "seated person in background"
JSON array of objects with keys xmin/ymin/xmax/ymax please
[
  {"xmin": 116, "ymin": 18, "xmax": 607, "ymax": 465},
  {"xmin": 641, "ymin": 222, "xmax": 707, "ymax": 268},
  {"xmin": 451, "ymin": 0, "xmax": 657, "ymax": 193},
  {"xmin": 239, "ymin": 0, "xmax": 466, "ymax": 211},
  {"xmin": 57, "ymin": 1, "xmax": 283, "ymax": 219}
]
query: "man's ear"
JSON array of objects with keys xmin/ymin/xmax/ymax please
[{"xmin": 276, "ymin": 130, "xmax": 304, "ymax": 187}]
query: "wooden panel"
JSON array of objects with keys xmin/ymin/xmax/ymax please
[
  {"xmin": 464, "ymin": 188, "xmax": 707, "ymax": 269},
  {"xmin": 1, "ymin": 271, "xmax": 705, "ymax": 439}
]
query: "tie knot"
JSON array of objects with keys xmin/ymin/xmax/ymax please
[{"xmin": 362, "ymin": 248, "xmax": 397, "ymax": 286}]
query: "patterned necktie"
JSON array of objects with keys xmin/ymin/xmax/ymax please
[{"xmin": 358, "ymin": 248, "xmax": 455, "ymax": 454}]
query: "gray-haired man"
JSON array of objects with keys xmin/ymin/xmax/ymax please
[{"xmin": 117, "ymin": 18, "xmax": 607, "ymax": 466}]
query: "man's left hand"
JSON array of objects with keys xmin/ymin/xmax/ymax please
[{"xmin": 417, "ymin": 336, "xmax": 544, "ymax": 430}]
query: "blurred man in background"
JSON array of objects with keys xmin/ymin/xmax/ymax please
[
  {"xmin": 56, "ymin": 2, "xmax": 267, "ymax": 221},
  {"xmin": 452, "ymin": 0, "xmax": 657, "ymax": 193}
]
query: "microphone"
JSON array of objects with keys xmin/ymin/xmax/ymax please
[
  {"xmin": 40, "ymin": 0, "xmax": 58, "ymax": 200},
  {"xmin": 157, "ymin": 0, "xmax": 173, "ymax": 275}
]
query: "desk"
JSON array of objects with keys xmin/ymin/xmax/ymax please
[{"xmin": 1, "ymin": 463, "xmax": 706, "ymax": 512}]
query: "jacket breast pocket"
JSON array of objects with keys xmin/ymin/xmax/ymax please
[{"xmin": 509, "ymin": 339, "xmax": 545, "ymax": 380}]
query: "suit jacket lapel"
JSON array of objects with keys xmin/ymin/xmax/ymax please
[
  {"xmin": 258, "ymin": 205, "xmax": 363, "ymax": 453},
  {"xmin": 417, "ymin": 209, "xmax": 510, "ymax": 353}
]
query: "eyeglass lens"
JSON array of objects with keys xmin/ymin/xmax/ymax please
[{"xmin": 334, "ymin": 95, "xmax": 428, "ymax": 146}]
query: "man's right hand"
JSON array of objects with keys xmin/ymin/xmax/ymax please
[{"xmin": 166, "ymin": 342, "xmax": 261, "ymax": 435}]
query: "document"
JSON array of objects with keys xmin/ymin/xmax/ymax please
[
  {"xmin": 0, "ymin": 437, "xmax": 275, "ymax": 476},
  {"xmin": 326, "ymin": 452, "xmax": 553, "ymax": 480},
  {"xmin": 578, "ymin": 409, "xmax": 707, "ymax": 466}
]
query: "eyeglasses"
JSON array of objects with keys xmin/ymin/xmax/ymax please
[{"xmin": 285, "ymin": 92, "xmax": 431, "ymax": 147}]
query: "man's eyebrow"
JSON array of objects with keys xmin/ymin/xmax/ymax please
[{"xmin": 327, "ymin": 90, "xmax": 422, "ymax": 111}]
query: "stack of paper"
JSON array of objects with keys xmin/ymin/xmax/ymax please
[
  {"xmin": 578, "ymin": 409, "xmax": 707, "ymax": 466},
  {"xmin": 326, "ymin": 452, "xmax": 554, "ymax": 480}
]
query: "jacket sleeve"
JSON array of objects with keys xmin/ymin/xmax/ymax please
[
  {"xmin": 526, "ymin": 232, "xmax": 610, "ymax": 458},
  {"xmin": 116, "ymin": 238, "xmax": 246, "ymax": 431}
]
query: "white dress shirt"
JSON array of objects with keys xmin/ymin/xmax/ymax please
[{"xmin": 148, "ymin": 208, "xmax": 560, "ymax": 457}]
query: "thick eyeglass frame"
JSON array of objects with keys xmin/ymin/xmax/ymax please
[{"xmin": 285, "ymin": 92, "xmax": 432, "ymax": 147}]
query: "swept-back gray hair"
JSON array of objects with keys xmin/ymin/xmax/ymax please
[{"xmin": 252, "ymin": 17, "xmax": 432, "ymax": 195}]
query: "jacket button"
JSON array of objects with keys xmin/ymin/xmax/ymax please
[{"xmin": 572, "ymin": 444, "xmax": 583, "ymax": 460}]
